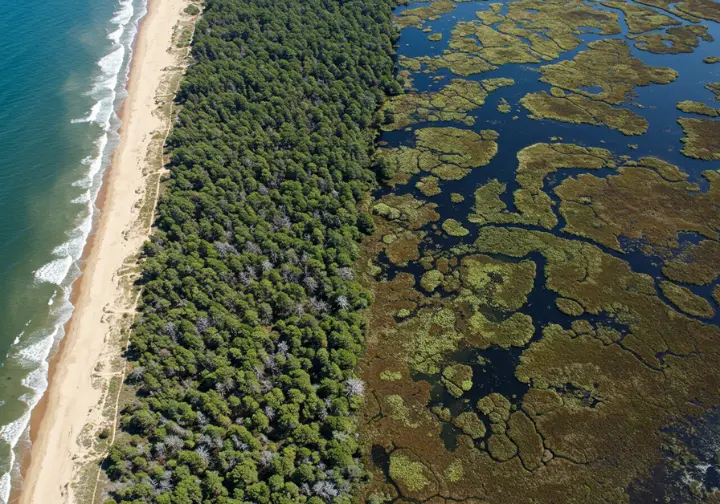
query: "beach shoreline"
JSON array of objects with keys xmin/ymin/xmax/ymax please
[{"xmin": 12, "ymin": 0, "xmax": 195, "ymax": 502}]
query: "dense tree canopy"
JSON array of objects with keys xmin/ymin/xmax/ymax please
[{"xmin": 104, "ymin": 1, "xmax": 399, "ymax": 502}]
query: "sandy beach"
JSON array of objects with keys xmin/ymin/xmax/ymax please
[{"xmin": 15, "ymin": 0, "xmax": 194, "ymax": 502}]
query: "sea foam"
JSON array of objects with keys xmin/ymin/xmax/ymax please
[
  {"xmin": 108, "ymin": 25, "xmax": 124, "ymax": 44},
  {"xmin": 111, "ymin": 0, "xmax": 134, "ymax": 26},
  {"xmin": 98, "ymin": 46, "xmax": 125, "ymax": 77},
  {"xmin": 34, "ymin": 179, "xmax": 99, "ymax": 288},
  {"xmin": 33, "ymin": 257, "xmax": 73, "ymax": 286}
]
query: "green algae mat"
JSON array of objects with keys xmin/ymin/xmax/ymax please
[{"xmin": 358, "ymin": 0, "xmax": 720, "ymax": 502}]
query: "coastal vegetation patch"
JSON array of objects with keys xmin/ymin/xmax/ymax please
[
  {"xmin": 707, "ymin": 82, "xmax": 720, "ymax": 99},
  {"xmin": 662, "ymin": 240, "xmax": 720, "ymax": 285},
  {"xmin": 678, "ymin": 117, "xmax": 720, "ymax": 160},
  {"xmin": 458, "ymin": 0, "xmax": 621, "ymax": 63},
  {"xmin": 376, "ymin": 126, "xmax": 500, "ymax": 185},
  {"xmin": 521, "ymin": 90, "xmax": 649, "ymax": 135},
  {"xmin": 404, "ymin": 52, "xmax": 497, "ymax": 77},
  {"xmin": 415, "ymin": 176, "xmax": 441, "ymax": 197},
  {"xmin": 555, "ymin": 160, "xmax": 720, "ymax": 250},
  {"xmin": 630, "ymin": 24, "xmax": 714, "ymax": 54},
  {"xmin": 538, "ymin": 39, "xmax": 678, "ymax": 104},
  {"xmin": 442, "ymin": 218, "xmax": 470, "ymax": 236},
  {"xmin": 379, "ymin": 78, "xmax": 514, "ymax": 130},
  {"xmin": 497, "ymin": 97, "xmax": 511, "ymax": 114},
  {"xmin": 394, "ymin": 0, "xmax": 455, "ymax": 29},
  {"xmin": 600, "ymin": 0, "xmax": 680, "ymax": 33},
  {"xmin": 633, "ymin": 0, "xmax": 720, "ymax": 22},
  {"xmin": 469, "ymin": 142, "xmax": 615, "ymax": 229},
  {"xmin": 676, "ymin": 100, "xmax": 719, "ymax": 117},
  {"xmin": 400, "ymin": 0, "xmax": 621, "ymax": 76},
  {"xmin": 660, "ymin": 281, "xmax": 716, "ymax": 318},
  {"xmin": 370, "ymin": 193, "xmax": 440, "ymax": 266}
]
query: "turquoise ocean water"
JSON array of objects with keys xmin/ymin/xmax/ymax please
[{"xmin": 0, "ymin": 0, "xmax": 147, "ymax": 499}]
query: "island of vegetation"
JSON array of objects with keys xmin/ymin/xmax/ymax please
[
  {"xmin": 630, "ymin": 24, "xmax": 714, "ymax": 53},
  {"xmin": 400, "ymin": 0, "xmax": 623, "ymax": 77},
  {"xmin": 376, "ymin": 126, "xmax": 500, "ymax": 186},
  {"xmin": 521, "ymin": 89, "xmax": 649, "ymax": 135},
  {"xmin": 378, "ymin": 78, "xmax": 514, "ymax": 130},
  {"xmin": 518, "ymin": 38, "xmax": 677, "ymax": 134},
  {"xmin": 677, "ymin": 100, "xmax": 719, "ymax": 117},
  {"xmin": 678, "ymin": 118, "xmax": 720, "ymax": 160}
]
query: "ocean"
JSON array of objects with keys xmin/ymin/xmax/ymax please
[{"xmin": 0, "ymin": 0, "xmax": 148, "ymax": 499}]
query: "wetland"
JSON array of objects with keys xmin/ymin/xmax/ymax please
[{"xmin": 359, "ymin": 0, "xmax": 720, "ymax": 502}]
